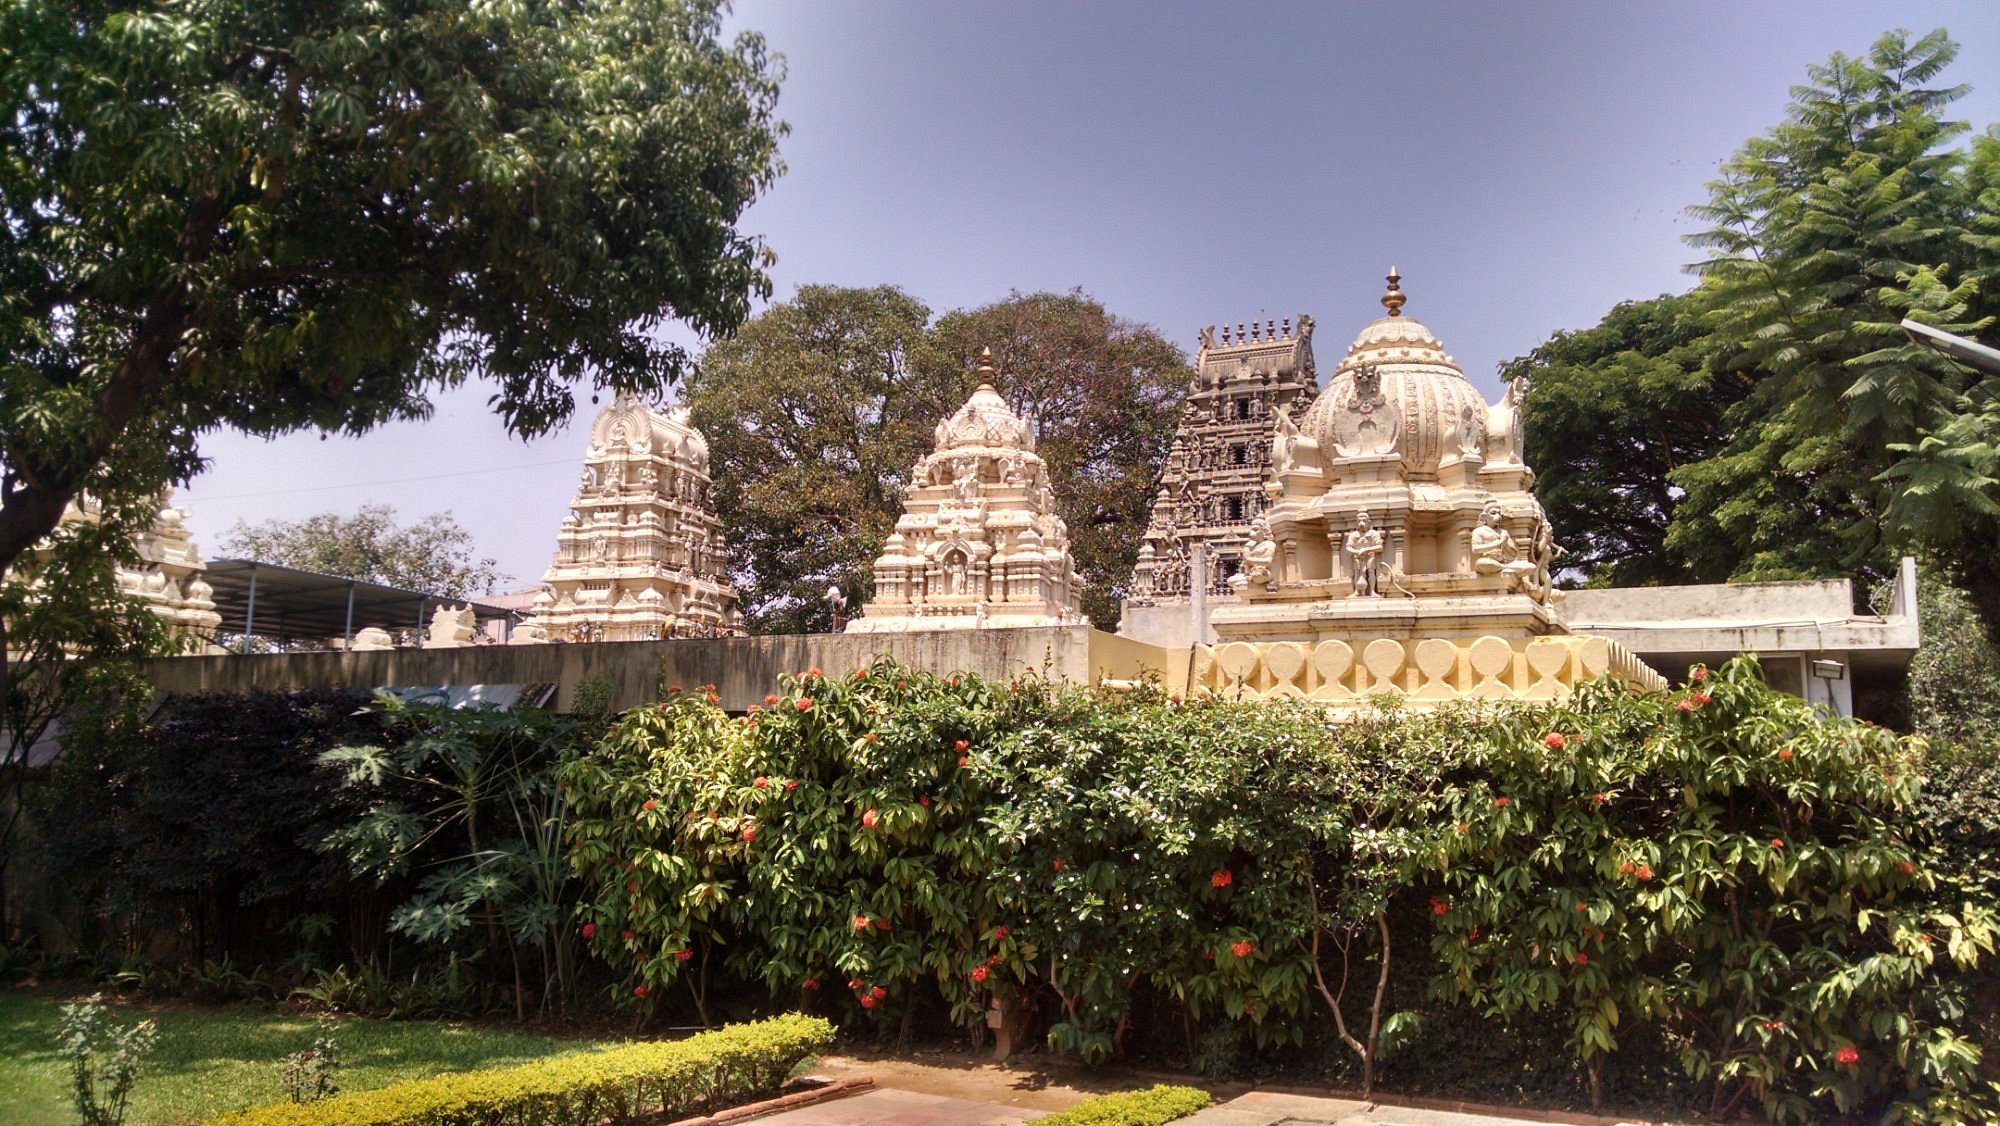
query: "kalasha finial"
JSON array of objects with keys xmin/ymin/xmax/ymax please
[
  {"xmin": 1381, "ymin": 267, "xmax": 1405, "ymax": 317},
  {"xmin": 976, "ymin": 346, "xmax": 997, "ymax": 389}
]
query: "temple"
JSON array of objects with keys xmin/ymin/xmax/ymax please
[
  {"xmin": 1138, "ymin": 271, "xmax": 1663, "ymax": 705},
  {"xmin": 1121, "ymin": 313, "xmax": 1318, "ymax": 645},
  {"xmin": 45, "ymin": 490, "xmax": 225, "ymax": 646},
  {"xmin": 847, "ymin": 350, "xmax": 1086, "ymax": 633},
  {"xmin": 520, "ymin": 394, "xmax": 742, "ymax": 642}
]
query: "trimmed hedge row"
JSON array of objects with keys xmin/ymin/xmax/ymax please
[
  {"xmin": 207, "ymin": 1013, "xmax": 834, "ymax": 1125},
  {"xmin": 1038, "ymin": 1085, "xmax": 1212, "ymax": 1125}
]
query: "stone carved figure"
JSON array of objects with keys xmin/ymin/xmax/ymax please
[
  {"xmin": 1269, "ymin": 406, "xmax": 1300, "ymax": 475},
  {"xmin": 1198, "ymin": 325, "xmax": 1217, "ymax": 351},
  {"xmin": 1344, "ymin": 510, "xmax": 1386, "ymax": 597},
  {"xmin": 1229, "ymin": 515, "xmax": 1279, "ymax": 593},
  {"xmin": 1458, "ymin": 402, "xmax": 1486, "ymax": 456},
  {"xmin": 423, "ymin": 604, "xmax": 478, "ymax": 648},
  {"xmin": 1529, "ymin": 517, "xmax": 1568, "ymax": 605},
  {"xmin": 1330, "ymin": 364, "xmax": 1400, "ymax": 458},
  {"xmin": 952, "ymin": 461, "xmax": 981, "ymax": 502},
  {"xmin": 1471, "ymin": 502, "xmax": 1536, "ymax": 588}
]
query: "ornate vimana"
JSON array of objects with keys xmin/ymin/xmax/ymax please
[
  {"xmin": 52, "ymin": 490, "xmax": 223, "ymax": 645},
  {"xmin": 522, "ymin": 393, "xmax": 740, "ymax": 642},
  {"xmin": 1125, "ymin": 313, "xmax": 1317, "ymax": 610},
  {"xmin": 848, "ymin": 350, "xmax": 1086, "ymax": 633},
  {"xmin": 1194, "ymin": 271, "xmax": 1661, "ymax": 704}
]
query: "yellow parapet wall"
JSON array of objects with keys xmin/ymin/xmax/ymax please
[{"xmin": 1189, "ymin": 634, "xmax": 1665, "ymax": 705}]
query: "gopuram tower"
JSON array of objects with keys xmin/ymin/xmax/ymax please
[
  {"xmin": 1187, "ymin": 271, "xmax": 1662, "ymax": 705},
  {"xmin": 522, "ymin": 393, "xmax": 741, "ymax": 641},
  {"xmin": 1120, "ymin": 313, "xmax": 1318, "ymax": 645},
  {"xmin": 848, "ymin": 350, "xmax": 1086, "ymax": 633}
]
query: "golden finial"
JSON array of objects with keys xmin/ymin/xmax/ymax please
[
  {"xmin": 1381, "ymin": 267, "xmax": 1405, "ymax": 317},
  {"xmin": 976, "ymin": 346, "xmax": 997, "ymax": 390}
]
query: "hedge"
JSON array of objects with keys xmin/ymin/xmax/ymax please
[
  {"xmin": 207, "ymin": 1013, "xmax": 834, "ymax": 1125},
  {"xmin": 1037, "ymin": 1085, "xmax": 1212, "ymax": 1125}
]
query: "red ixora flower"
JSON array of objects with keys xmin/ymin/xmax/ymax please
[
  {"xmin": 953, "ymin": 738, "xmax": 970, "ymax": 752},
  {"xmin": 1896, "ymin": 860, "xmax": 1915, "ymax": 875},
  {"xmin": 1211, "ymin": 869, "xmax": 1233, "ymax": 888},
  {"xmin": 1690, "ymin": 691, "xmax": 1711, "ymax": 706},
  {"xmin": 1762, "ymin": 1018, "xmax": 1785, "ymax": 1031},
  {"xmin": 1573, "ymin": 952, "xmax": 1590, "ymax": 966},
  {"xmin": 848, "ymin": 978, "xmax": 864, "ymax": 990},
  {"xmin": 1691, "ymin": 666, "xmax": 1709, "ymax": 683},
  {"xmin": 863, "ymin": 733, "xmax": 878, "ymax": 743},
  {"xmin": 1495, "ymin": 796, "xmax": 1511, "ymax": 808},
  {"xmin": 803, "ymin": 978, "xmax": 819, "ymax": 990},
  {"xmin": 675, "ymin": 949, "xmax": 693, "ymax": 962},
  {"xmin": 854, "ymin": 915, "xmax": 870, "ymax": 931},
  {"xmin": 1771, "ymin": 838, "xmax": 1785, "ymax": 849},
  {"xmin": 1836, "ymin": 1046, "xmax": 1860, "ymax": 1066},
  {"xmin": 971, "ymin": 966, "xmax": 989, "ymax": 982},
  {"xmin": 958, "ymin": 755, "xmax": 969, "ymax": 768},
  {"xmin": 1674, "ymin": 699, "xmax": 1695, "ymax": 713},
  {"xmin": 807, "ymin": 667, "xmax": 823, "ymax": 678},
  {"xmin": 796, "ymin": 697, "xmax": 814, "ymax": 711},
  {"xmin": 621, "ymin": 929, "xmax": 634, "ymax": 942},
  {"xmin": 626, "ymin": 880, "xmax": 639, "ymax": 894},
  {"xmin": 994, "ymin": 926, "xmax": 1010, "ymax": 939},
  {"xmin": 1231, "ymin": 941, "xmax": 1256, "ymax": 957},
  {"xmin": 1430, "ymin": 897, "xmax": 1450, "ymax": 916},
  {"xmin": 633, "ymin": 984, "xmax": 648, "ymax": 998},
  {"xmin": 1052, "ymin": 858, "xmax": 1065, "ymax": 872},
  {"xmin": 1243, "ymin": 1002, "xmax": 1258, "ymax": 1015},
  {"xmin": 581, "ymin": 923, "xmax": 597, "ymax": 940},
  {"xmin": 870, "ymin": 985, "xmax": 886, "ymax": 999},
  {"xmin": 860, "ymin": 994, "xmax": 877, "ymax": 1009},
  {"xmin": 641, "ymin": 799, "xmax": 658, "ymax": 811},
  {"xmin": 764, "ymin": 694, "xmax": 779, "ymax": 706},
  {"xmin": 862, "ymin": 809, "xmax": 880, "ymax": 828},
  {"xmin": 754, "ymin": 776, "xmax": 769, "ymax": 788},
  {"xmin": 919, "ymin": 795, "xmax": 931, "ymax": 806},
  {"xmin": 784, "ymin": 780, "xmax": 800, "ymax": 792},
  {"xmin": 1455, "ymin": 822, "xmax": 1469, "ymax": 835},
  {"xmin": 1778, "ymin": 747, "xmax": 1794, "ymax": 761},
  {"xmin": 1591, "ymin": 793, "xmax": 1608, "ymax": 805},
  {"xmin": 742, "ymin": 827, "xmax": 757, "ymax": 843},
  {"xmin": 1634, "ymin": 864, "xmax": 1654, "ymax": 881},
  {"xmin": 1544, "ymin": 732, "xmax": 1567, "ymax": 749}
]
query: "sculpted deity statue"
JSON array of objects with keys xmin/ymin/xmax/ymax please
[
  {"xmin": 1343, "ymin": 510, "xmax": 1386, "ymax": 597},
  {"xmin": 1269, "ymin": 406, "xmax": 1300, "ymax": 475},
  {"xmin": 1230, "ymin": 514, "xmax": 1278, "ymax": 593},
  {"xmin": 1528, "ymin": 517, "xmax": 1568, "ymax": 605},
  {"xmin": 1458, "ymin": 402, "xmax": 1486, "ymax": 456},
  {"xmin": 1470, "ymin": 502, "xmax": 1536, "ymax": 588},
  {"xmin": 1330, "ymin": 364, "xmax": 1400, "ymax": 458},
  {"xmin": 1198, "ymin": 325, "xmax": 1217, "ymax": 351},
  {"xmin": 952, "ymin": 461, "xmax": 981, "ymax": 502}
]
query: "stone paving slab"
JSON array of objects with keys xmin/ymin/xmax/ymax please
[
  {"xmin": 745, "ymin": 1086, "xmax": 1044, "ymax": 1126},
  {"xmin": 1182, "ymin": 1091, "xmax": 1578, "ymax": 1126}
]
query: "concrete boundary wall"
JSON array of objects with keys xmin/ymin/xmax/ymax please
[{"xmin": 139, "ymin": 627, "xmax": 1188, "ymax": 712}]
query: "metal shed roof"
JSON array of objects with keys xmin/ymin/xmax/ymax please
[{"xmin": 201, "ymin": 559, "xmax": 523, "ymax": 650}]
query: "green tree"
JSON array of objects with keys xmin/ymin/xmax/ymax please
[
  {"xmin": 1676, "ymin": 29, "xmax": 1995, "ymax": 601},
  {"xmin": 0, "ymin": 0, "xmax": 785, "ymax": 597},
  {"xmin": 686, "ymin": 285, "xmax": 956, "ymax": 634},
  {"xmin": 928, "ymin": 291, "xmax": 1190, "ymax": 627},
  {"xmin": 686, "ymin": 286, "xmax": 1188, "ymax": 632},
  {"xmin": 1510, "ymin": 293, "xmax": 1739, "ymax": 586},
  {"xmin": 222, "ymin": 505, "xmax": 506, "ymax": 599}
]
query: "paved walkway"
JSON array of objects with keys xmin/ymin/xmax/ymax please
[{"xmin": 750, "ymin": 1086, "xmax": 1610, "ymax": 1126}]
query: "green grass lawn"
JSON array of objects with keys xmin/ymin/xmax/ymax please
[{"xmin": 0, "ymin": 988, "xmax": 612, "ymax": 1124}]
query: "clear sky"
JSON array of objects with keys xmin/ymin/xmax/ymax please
[{"xmin": 177, "ymin": 1, "xmax": 2000, "ymax": 591}]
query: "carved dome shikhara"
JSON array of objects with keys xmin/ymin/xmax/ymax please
[
  {"xmin": 935, "ymin": 351, "xmax": 1035, "ymax": 453},
  {"xmin": 1302, "ymin": 276, "xmax": 1487, "ymax": 480},
  {"xmin": 588, "ymin": 393, "xmax": 711, "ymax": 470}
]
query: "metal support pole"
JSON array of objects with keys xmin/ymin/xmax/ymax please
[
  {"xmin": 343, "ymin": 582, "xmax": 356, "ymax": 648},
  {"xmin": 1189, "ymin": 540, "xmax": 1209, "ymax": 645},
  {"xmin": 241, "ymin": 563, "xmax": 259, "ymax": 654}
]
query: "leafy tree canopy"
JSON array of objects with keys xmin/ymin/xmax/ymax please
[
  {"xmin": 1506, "ymin": 28, "xmax": 2000, "ymax": 632},
  {"xmin": 685, "ymin": 286, "xmax": 1189, "ymax": 632},
  {"xmin": 221, "ymin": 504, "xmax": 506, "ymax": 599},
  {"xmin": 0, "ymin": 0, "xmax": 786, "ymax": 579}
]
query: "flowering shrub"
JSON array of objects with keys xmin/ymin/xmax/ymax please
[{"xmin": 560, "ymin": 657, "xmax": 1996, "ymax": 1121}]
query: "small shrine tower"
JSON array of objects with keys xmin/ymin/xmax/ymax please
[
  {"xmin": 848, "ymin": 350, "xmax": 1086, "ymax": 633},
  {"xmin": 523, "ymin": 394, "xmax": 740, "ymax": 641}
]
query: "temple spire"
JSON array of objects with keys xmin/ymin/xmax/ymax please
[
  {"xmin": 975, "ymin": 346, "xmax": 998, "ymax": 391},
  {"xmin": 1381, "ymin": 267, "xmax": 1405, "ymax": 317}
]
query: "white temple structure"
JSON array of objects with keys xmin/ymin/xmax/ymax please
[
  {"xmin": 522, "ymin": 393, "xmax": 741, "ymax": 641},
  {"xmin": 1181, "ymin": 272, "xmax": 1662, "ymax": 704},
  {"xmin": 848, "ymin": 350, "xmax": 1087, "ymax": 633},
  {"xmin": 53, "ymin": 490, "xmax": 223, "ymax": 644}
]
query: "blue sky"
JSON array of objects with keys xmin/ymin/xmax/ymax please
[{"xmin": 178, "ymin": 1, "xmax": 2000, "ymax": 590}]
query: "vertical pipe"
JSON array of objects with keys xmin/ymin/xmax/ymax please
[
  {"xmin": 343, "ymin": 582, "xmax": 355, "ymax": 648},
  {"xmin": 241, "ymin": 563, "xmax": 259, "ymax": 654}
]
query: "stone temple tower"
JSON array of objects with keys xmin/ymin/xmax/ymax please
[
  {"xmin": 1120, "ymin": 313, "xmax": 1318, "ymax": 644},
  {"xmin": 848, "ymin": 350, "xmax": 1086, "ymax": 633},
  {"xmin": 522, "ymin": 393, "xmax": 740, "ymax": 641}
]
